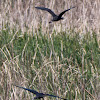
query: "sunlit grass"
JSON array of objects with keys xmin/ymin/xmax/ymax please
[{"xmin": 0, "ymin": 25, "xmax": 100, "ymax": 100}]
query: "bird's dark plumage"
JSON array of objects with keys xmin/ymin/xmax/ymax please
[
  {"xmin": 35, "ymin": 7, "xmax": 57, "ymax": 17},
  {"xmin": 14, "ymin": 85, "xmax": 39, "ymax": 94},
  {"xmin": 58, "ymin": 7, "xmax": 75, "ymax": 18},
  {"xmin": 14, "ymin": 85, "xmax": 67, "ymax": 100},
  {"xmin": 35, "ymin": 6, "xmax": 75, "ymax": 23}
]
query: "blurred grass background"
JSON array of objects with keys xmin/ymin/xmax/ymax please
[{"xmin": 0, "ymin": 0, "xmax": 100, "ymax": 100}]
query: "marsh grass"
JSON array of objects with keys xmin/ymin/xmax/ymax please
[
  {"xmin": 0, "ymin": 25, "xmax": 100, "ymax": 100},
  {"xmin": 0, "ymin": 0, "xmax": 100, "ymax": 100},
  {"xmin": 0, "ymin": 0, "xmax": 100, "ymax": 36}
]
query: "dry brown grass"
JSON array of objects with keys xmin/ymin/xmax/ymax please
[
  {"xmin": 0, "ymin": 0, "xmax": 100, "ymax": 34},
  {"xmin": 0, "ymin": 0, "xmax": 100, "ymax": 100}
]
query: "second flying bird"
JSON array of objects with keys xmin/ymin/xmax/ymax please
[{"xmin": 35, "ymin": 6, "xmax": 75, "ymax": 23}]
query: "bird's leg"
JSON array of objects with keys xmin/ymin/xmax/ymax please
[{"xmin": 49, "ymin": 21, "xmax": 52, "ymax": 23}]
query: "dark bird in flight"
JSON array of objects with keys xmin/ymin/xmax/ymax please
[
  {"xmin": 14, "ymin": 85, "xmax": 67, "ymax": 100},
  {"xmin": 35, "ymin": 6, "xmax": 75, "ymax": 23}
]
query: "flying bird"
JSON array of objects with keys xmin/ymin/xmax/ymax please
[
  {"xmin": 14, "ymin": 85, "xmax": 67, "ymax": 100},
  {"xmin": 35, "ymin": 6, "xmax": 75, "ymax": 23}
]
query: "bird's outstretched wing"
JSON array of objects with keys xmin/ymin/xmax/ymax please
[
  {"xmin": 35, "ymin": 7, "xmax": 57, "ymax": 17},
  {"xmin": 45, "ymin": 94, "xmax": 67, "ymax": 100},
  {"xmin": 14, "ymin": 85, "xmax": 39, "ymax": 94},
  {"xmin": 58, "ymin": 6, "xmax": 75, "ymax": 18}
]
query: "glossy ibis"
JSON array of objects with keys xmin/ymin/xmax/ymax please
[
  {"xmin": 35, "ymin": 6, "xmax": 75, "ymax": 23},
  {"xmin": 14, "ymin": 85, "xmax": 67, "ymax": 100}
]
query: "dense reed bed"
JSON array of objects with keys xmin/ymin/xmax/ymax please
[
  {"xmin": 0, "ymin": 0, "xmax": 100, "ymax": 34},
  {"xmin": 0, "ymin": 25, "xmax": 100, "ymax": 100},
  {"xmin": 0, "ymin": 0, "xmax": 100, "ymax": 100}
]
